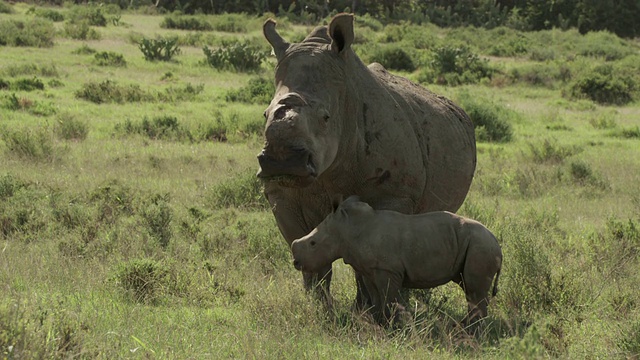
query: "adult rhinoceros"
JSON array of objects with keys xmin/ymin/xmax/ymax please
[{"xmin": 257, "ymin": 13, "xmax": 476, "ymax": 307}]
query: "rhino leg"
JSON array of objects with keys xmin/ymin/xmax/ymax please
[
  {"xmin": 458, "ymin": 248, "xmax": 500, "ymax": 329},
  {"xmin": 362, "ymin": 270, "xmax": 404, "ymax": 326},
  {"xmin": 303, "ymin": 265, "xmax": 333, "ymax": 307},
  {"xmin": 353, "ymin": 272, "xmax": 373, "ymax": 311}
]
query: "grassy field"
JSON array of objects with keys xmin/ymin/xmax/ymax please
[{"xmin": 1, "ymin": 3, "xmax": 639, "ymax": 358}]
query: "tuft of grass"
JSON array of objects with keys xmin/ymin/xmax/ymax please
[
  {"xmin": 567, "ymin": 160, "xmax": 609, "ymax": 189},
  {"xmin": 1, "ymin": 63, "xmax": 59, "ymax": 77},
  {"xmin": 10, "ymin": 77, "xmax": 45, "ymax": 91},
  {"xmin": 54, "ymin": 113, "xmax": 89, "ymax": 141},
  {"xmin": 112, "ymin": 258, "xmax": 169, "ymax": 304},
  {"xmin": 0, "ymin": 0, "xmax": 14, "ymax": 14},
  {"xmin": 1, "ymin": 125, "xmax": 55, "ymax": 161},
  {"xmin": 160, "ymin": 15, "xmax": 212, "ymax": 31},
  {"xmin": 72, "ymin": 44, "xmax": 97, "ymax": 55},
  {"xmin": 142, "ymin": 193, "xmax": 173, "ymax": 248},
  {"xmin": 208, "ymin": 171, "xmax": 268, "ymax": 211},
  {"xmin": 527, "ymin": 138, "xmax": 582, "ymax": 163},
  {"xmin": 93, "ymin": 51, "xmax": 127, "ymax": 67}
]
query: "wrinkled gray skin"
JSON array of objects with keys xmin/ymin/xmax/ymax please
[
  {"xmin": 257, "ymin": 13, "xmax": 476, "ymax": 306},
  {"xmin": 291, "ymin": 197, "xmax": 503, "ymax": 326}
]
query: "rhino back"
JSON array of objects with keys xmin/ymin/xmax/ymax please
[{"xmin": 353, "ymin": 63, "xmax": 476, "ymax": 213}]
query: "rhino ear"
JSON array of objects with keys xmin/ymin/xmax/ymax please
[
  {"xmin": 263, "ymin": 19, "xmax": 290, "ymax": 61},
  {"xmin": 330, "ymin": 194, "xmax": 344, "ymax": 213},
  {"xmin": 329, "ymin": 13, "xmax": 354, "ymax": 56}
]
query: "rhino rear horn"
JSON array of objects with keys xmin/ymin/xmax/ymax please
[
  {"xmin": 329, "ymin": 13, "xmax": 354, "ymax": 55},
  {"xmin": 263, "ymin": 19, "xmax": 290, "ymax": 61}
]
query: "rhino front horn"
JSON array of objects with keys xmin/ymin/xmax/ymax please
[{"xmin": 263, "ymin": 19, "xmax": 290, "ymax": 61}]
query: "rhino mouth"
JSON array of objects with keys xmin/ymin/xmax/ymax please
[{"xmin": 256, "ymin": 149, "xmax": 317, "ymax": 187}]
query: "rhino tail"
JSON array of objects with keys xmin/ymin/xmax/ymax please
[{"xmin": 491, "ymin": 264, "xmax": 501, "ymax": 297}]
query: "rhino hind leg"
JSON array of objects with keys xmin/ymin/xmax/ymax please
[
  {"xmin": 458, "ymin": 256, "xmax": 499, "ymax": 328},
  {"xmin": 303, "ymin": 264, "xmax": 333, "ymax": 307}
]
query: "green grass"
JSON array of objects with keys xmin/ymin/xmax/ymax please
[{"xmin": 1, "ymin": 7, "xmax": 640, "ymax": 358}]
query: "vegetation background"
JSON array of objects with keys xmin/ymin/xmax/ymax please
[{"xmin": 1, "ymin": 0, "xmax": 639, "ymax": 358}]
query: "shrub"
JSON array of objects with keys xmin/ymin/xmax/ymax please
[
  {"xmin": 1, "ymin": 63, "xmax": 59, "ymax": 77},
  {"xmin": 0, "ymin": 19, "xmax": 55, "ymax": 47},
  {"xmin": 139, "ymin": 37, "xmax": 181, "ymax": 62},
  {"xmin": 75, "ymin": 80, "xmax": 152, "ymax": 104},
  {"xmin": 210, "ymin": 13, "xmax": 248, "ymax": 33},
  {"xmin": 156, "ymin": 83, "xmax": 204, "ymax": 102},
  {"xmin": 208, "ymin": 171, "xmax": 268, "ymax": 211},
  {"xmin": 114, "ymin": 115, "xmax": 193, "ymax": 141},
  {"xmin": 369, "ymin": 47, "xmax": 415, "ymax": 72},
  {"xmin": 225, "ymin": 77, "xmax": 274, "ymax": 104},
  {"xmin": 68, "ymin": 6, "xmax": 107, "ymax": 27},
  {"xmin": 527, "ymin": 139, "xmax": 581, "ymax": 164},
  {"xmin": 615, "ymin": 126, "xmax": 640, "ymax": 139},
  {"xmin": 27, "ymin": 7, "xmax": 64, "ymax": 22},
  {"xmin": 72, "ymin": 44, "xmax": 97, "ymax": 55},
  {"xmin": 142, "ymin": 193, "xmax": 173, "ymax": 248},
  {"xmin": 421, "ymin": 45, "xmax": 494, "ymax": 86},
  {"xmin": 10, "ymin": 77, "xmax": 45, "ymax": 91},
  {"xmin": 589, "ymin": 111, "xmax": 618, "ymax": 129},
  {"xmin": 568, "ymin": 160, "xmax": 608, "ymax": 189},
  {"xmin": 1, "ymin": 126, "xmax": 55, "ymax": 160},
  {"xmin": 457, "ymin": 92, "xmax": 514, "ymax": 143},
  {"xmin": 160, "ymin": 15, "xmax": 212, "ymax": 31},
  {"xmin": 112, "ymin": 258, "xmax": 169, "ymax": 303},
  {"xmin": 0, "ymin": 173, "xmax": 25, "ymax": 200},
  {"xmin": 54, "ymin": 113, "xmax": 89, "ymax": 141},
  {"xmin": 94, "ymin": 51, "xmax": 127, "ymax": 67},
  {"xmin": 569, "ymin": 64, "xmax": 636, "ymax": 105},
  {"xmin": 63, "ymin": 21, "xmax": 101, "ymax": 40},
  {"xmin": 0, "ymin": 0, "xmax": 13, "ymax": 14},
  {"xmin": 1, "ymin": 93, "xmax": 56, "ymax": 116},
  {"xmin": 90, "ymin": 180, "xmax": 135, "ymax": 224},
  {"xmin": 509, "ymin": 63, "xmax": 571, "ymax": 88},
  {"xmin": 202, "ymin": 40, "xmax": 266, "ymax": 72}
]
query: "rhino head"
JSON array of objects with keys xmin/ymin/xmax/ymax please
[
  {"xmin": 257, "ymin": 14, "xmax": 356, "ymax": 188},
  {"xmin": 291, "ymin": 196, "xmax": 373, "ymax": 272}
]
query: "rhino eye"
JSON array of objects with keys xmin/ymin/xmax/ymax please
[
  {"xmin": 274, "ymin": 106, "xmax": 288, "ymax": 119},
  {"xmin": 263, "ymin": 110, "xmax": 267, "ymax": 119},
  {"xmin": 310, "ymin": 240, "xmax": 316, "ymax": 247},
  {"xmin": 323, "ymin": 114, "xmax": 330, "ymax": 123}
]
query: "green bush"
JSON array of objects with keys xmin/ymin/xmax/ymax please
[
  {"xmin": 27, "ymin": 7, "xmax": 64, "ymax": 22},
  {"xmin": 369, "ymin": 47, "xmax": 415, "ymax": 72},
  {"xmin": 68, "ymin": 6, "xmax": 107, "ymax": 27},
  {"xmin": 421, "ymin": 45, "xmax": 494, "ymax": 86},
  {"xmin": 527, "ymin": 139, "xmax": 581, "ymax": 164},
  {"xmin": 94, "ymin": 51, "xmax": 127, "ymax": 67},
  {"xmin": 139, "ymin": 37, "xmax": 181, "ymax": 62},
  {"xmin": 202, "ymin": 40, "xmax": 266, "ymax": 72},
  {"xmin": 457, "ymin": 92, "xmax": 514, "ymax": 143},
  {"xmin": 510, "ymin": 63, "xmax": 571, "ymax": 88},
  {"xmin": 1, "ymin": 93, "xmax": 56, "ymax": 116},
  {"xmin": 0, "ymin": 173, "xmax": 25, "ymax": 200},
  {"xmin": 567, "ymin": 160, "xmax": 608, "ymax": 189},
  {"xmin": 569, "ymin": 64, "xmax": 637, "ymax": 105},
  {"xmin": 210, "ymin": 13, "xmax": 248, "ymax": 33},
  {"xmin": 112, "ymin": 258, "xmax": 169, "ymax": 304},
  {"xmin": 0, "ymin": 18, "xmax": 55, "ymax": 47},
  {"xmin": 72, "ymin": 44, "xmax": 97, "ymax": 55},
  {"xmin": 1, "ymin": 63, "xmax": 59, "ymax": 77},
  {"xmin": 160, "ymin": 15, "xmax": 212, "ymax": 31},
  {"xmin": 1, "ymin": 126, "xmax": 55, "ymax": 161},
  {"xmin": 225, "ymin": 77, "xmax": 274, "ymax": 104},
  {"xmin": 156, "ymin": 83, "xmax": 204, "ymax": 102},
  {"xmin": 8, "ymin": 77, "xmax": 45, "ymax": 91},
  {"xmin": 63, "ymin": 21, "xmax": 101, "ymax": 40},
  {"xmin": 54, "ymin": 113, "xmax": 89, "ymax": 141},
  {"xmin": 0, "ymin": 0, "xmax": 13, "ymax": 14},
  {"xmin": 75, "ymin": 80, "xmax": 152, "ymax": 104},
  {"xmin": 142, "ymin": 193, "xmax": 173, "ymax": 248}
]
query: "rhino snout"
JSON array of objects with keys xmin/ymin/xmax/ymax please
[
  {"xmin": 293, "ymin": 259, "xmax": 302, "ymax": 270},
  {"xmin": 256, "ymin": 148, "xmax": 317, "ymax": 179}
]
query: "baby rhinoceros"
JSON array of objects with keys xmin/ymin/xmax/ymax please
[{"xmin": 291, "ymin": 196, "xmax": 502, "ymax": 326}]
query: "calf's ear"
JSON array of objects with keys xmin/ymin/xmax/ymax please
[
  {"xmin": 329, "ymin": 13, "xmax": 354, "ymax": 56},
  {"xmin": 330, "ymin": 194, "xmax": 344, "ymax": 213}
]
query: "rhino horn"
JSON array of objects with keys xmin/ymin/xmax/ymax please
[
  {"xmin": 329, "ymin": 13, "xmax": 355, "ymax": 55},
  {"xmin": 263, "ymin": 19, "xmax": 290, "ymax": 61}
]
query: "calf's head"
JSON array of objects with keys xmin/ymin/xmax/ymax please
[
  {"xmin": 257, "ymin": 14, "xmax": 356, "ymax": 188},
  {"xmin": 291, "ymin": 196, "xmax": 374, "ymax": 272}
]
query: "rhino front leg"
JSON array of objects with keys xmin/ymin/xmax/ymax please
[{"xmin": 303, "ymin": 265, "xmax": 333, "ymax": 307}]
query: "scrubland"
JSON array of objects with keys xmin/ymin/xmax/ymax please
[{"xmin": 1, "ymin": 3, "xmax": 639, "ymax": 358}]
